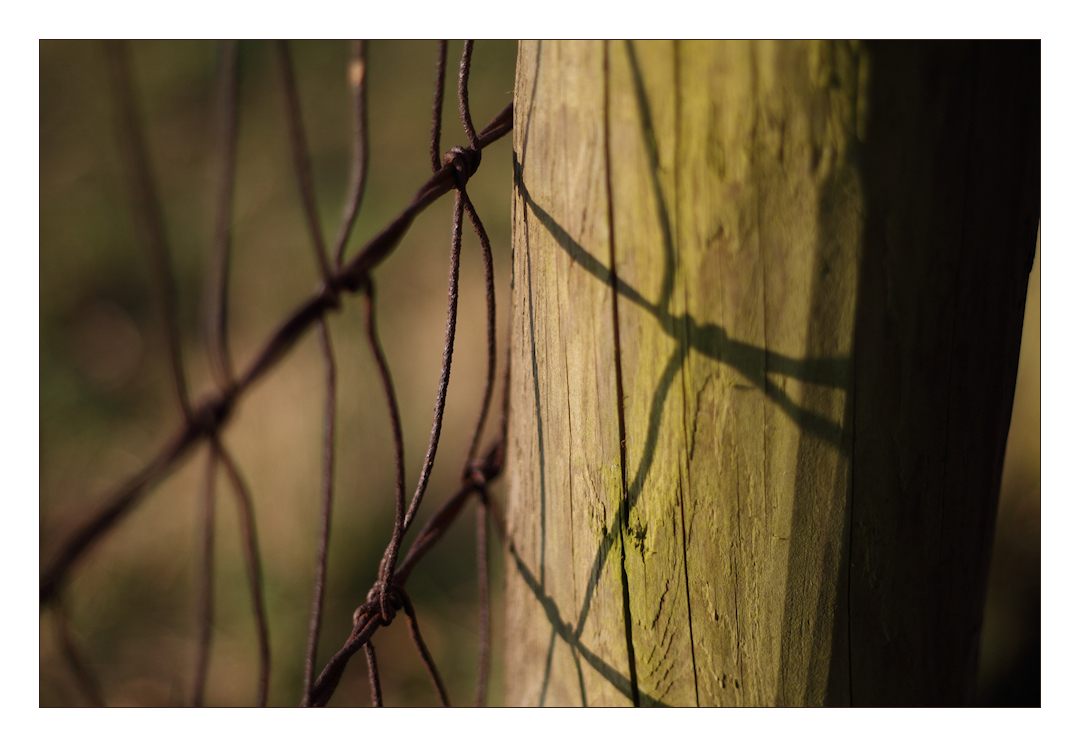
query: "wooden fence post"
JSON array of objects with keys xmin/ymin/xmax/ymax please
[{"xmin": 504, "ymin": 40, "xmax": 1038, "ymax": 706}]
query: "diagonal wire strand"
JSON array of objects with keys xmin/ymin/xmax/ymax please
[
  {"xmin": 303, "ymin": 320, "xmax": 337, "ymax": 700},
  {"xmin": 458, "ymin": 41, "xmax": 479, "ymax": 148},
  {"xmin": 206, "ymin": 39, "xmax": 241, "ymax": 390},
  {"xmin": 191, "ymin": 444, "xmax": 218, "ymax": 707},
  {"xmin": 305, "ymin": 612, "xmax": 381, "ymax": 707},
  {"xmin": 461, "ymin": 189, "xmax": 498, "ymax": 466},
  {"xmin": 333, "ymin": 40, "xmax": 370, "ymax": 269},
  {"xmin": 475, "ymin": 496, "xmax": 490, "ymax": 706},
  {"xmin": 365, "ymin": 642, "xmax": 383, "ymax": 707},
  {"xmin": 102, "ymin": 40, "xmax": 191, "ymax": 420},
  {"xmin": 275, "ymin": 39, "xmax": 333, "ymax": 285},
  {"xmin": 214, "ymin": 437, "xmax": 271, "ymax": 707},
  {"xmin": 430, "ymin": 41, "xmax": 448, "ymax": 173},
  {"xmin": 403, "ymin": 190, "xmax": 464, "ymax": 532},
  {"xmin": 363, "ymin": 282, "xmax": 408, "ymax": 583},
  {"xmin": 401, "ymin": 592, "xmax": 450, "ymax": 706}
]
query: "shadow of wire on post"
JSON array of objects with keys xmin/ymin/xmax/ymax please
[
  {"xmin": 511, "ymin": 154, "xmax": 850, "ymax": 706},
  {"xmin": 509, "ymin": 40, "xmax": 856, "ymax": 706}
]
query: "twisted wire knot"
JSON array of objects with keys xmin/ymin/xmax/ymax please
[
  {"xmin": 354, "ymin": 580, "xmax": 405, "ymax": 628},
  {"xmin": 464, "ymin": 457, "xmax": 488, "ymax": 489},
  {"xmin": 191, "ymin": 392, "xmax": 234, "ymax": 437},
  {"xmin": 320, "ymin": 275, "xmax": 344, "ymax": 311},
  {"xmin": 442, "ymin": 145, "xmax": 480, "ymax": 190}
]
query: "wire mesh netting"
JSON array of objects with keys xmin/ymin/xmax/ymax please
[{"xmin": 40, "ymin": 39, "xmax": 517, "ymax": 707}]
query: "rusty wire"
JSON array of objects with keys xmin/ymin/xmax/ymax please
[
  {"xmin": 190, "ymin": 445, "xmax": 218, "ymax": 707},
  {"xmin": 430, "ymin": 40, "xmax": 449, "ymax": 174},
  {"xmin": 206, "ymin": 39, "xmax": 240, "ymax": 391},
  {"xmin": 303, "ymin": 39, "xmax": 502, "ymax": 708},
  {"xmin": 275, "ymin": 39, "xmax": 334, "ymax": 285},
  {"xmin": 101, "ymin": 40, "xmax": 192, "ymax": 421},
  {"xmin": 41, "ymin": 40, "xmax": 513, "ymax": 707},
  {"xmin": 333, "ymin": 40, "xmax": 370, "ymax": 270}
]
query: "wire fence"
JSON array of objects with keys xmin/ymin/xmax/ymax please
[{"xmin": 40, "ymin": 39, "xmax": 515, "ymax": 707}]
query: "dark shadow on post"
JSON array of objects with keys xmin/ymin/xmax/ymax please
[{"xmin": 840, "ymin": 40, "xmax": 1039, "ymax": 706}]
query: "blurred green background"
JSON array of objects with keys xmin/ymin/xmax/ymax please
[{"xmin": 39, "ymin": 40, "xmax": 1039, "ymax": 707}]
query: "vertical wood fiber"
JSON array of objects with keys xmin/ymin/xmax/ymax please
[
  {"xmin": 505, "ymin": 40, "xmax": 1038, "ymax": 707},
  {"xmin": 505, "ymin": 40, "xmax": 632, "ymax": 707}
]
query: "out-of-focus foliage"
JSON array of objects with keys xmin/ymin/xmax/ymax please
[{"xmin": 40, "ymin": 39, "xmax": 517, "ymax": 707}]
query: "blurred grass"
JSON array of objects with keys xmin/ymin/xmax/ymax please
[
  {"xmin": 39, "ymin": 40, "xmax": 1040, "ymax": 707},
  {"xmin": 40, "ymin": 39, "xmax": 517, "ymax": 707}
]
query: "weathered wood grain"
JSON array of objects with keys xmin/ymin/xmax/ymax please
[
  {"xmin": 506, "ymin": 40, "xmax": 632, "ymax": 707},
  {"xmin": 505, "ymin": 40, "xmax": 1038, "ymax": 706}
]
